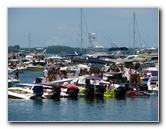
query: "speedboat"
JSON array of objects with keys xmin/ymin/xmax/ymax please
[
  {"xmin": 8, "ymin": 87, "xmax": 35, "ymax": 99},
  {"xmin": 26, "ymin": 64, "xmax": 44, "ymax": 71},
  {"xmin": 8, "ymin": 85, "xmax": 46, "ymax": 100},
  {"xmin": 8, "ymin": 75, "xmax": 20, "ymax": 88}
]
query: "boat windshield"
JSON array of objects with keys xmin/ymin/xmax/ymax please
[{"xmin": 151, "ymin": 71, "xmax": 158, "ymax": 77}]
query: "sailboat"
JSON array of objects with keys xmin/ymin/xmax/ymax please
[
  {"xmin": 25, "ymin": 33, "xmax": 45, "ymax": 71},
  {"xmin": 65, "ymin": 9, "xmax": 83, "ymax": 59}
]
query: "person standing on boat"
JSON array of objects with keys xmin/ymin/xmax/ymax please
[
  {"xmin": 43, "ymin": 68, "xmax": 48, "ymax": 82},
  {"xmin": 15, "ymin": 69, "xmax": 19, "ymax": 80}
]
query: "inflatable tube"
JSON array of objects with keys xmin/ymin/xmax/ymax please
[
  {"xmin": 79, "ymin": 87, "xmax": 86, "ymax": 93},
  {"xmin": 104, "ymin": 89, "xmax": 115, "ymax": 98}
]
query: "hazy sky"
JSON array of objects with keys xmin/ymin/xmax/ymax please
[{"xmin": 8, "ymin": 8, "xmax": 158, "ymax": 49}]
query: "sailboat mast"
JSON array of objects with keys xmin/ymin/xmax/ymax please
[
  {"xmin": 29, "ymin": 33, "xmax": 31, "ymax": 54},
  {"xmin": 80, "ymin": 8, "xmax": 83, "ymax": 53},
  {"xmin": 133, "ymin": 12, "xmax": 135, "ymax": 54}
]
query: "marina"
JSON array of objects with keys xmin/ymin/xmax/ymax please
[
  {"xmin": 8, "ymin": 49, "xmax": 159, "ymax": 122},
  {"xmin": 8, "ymin": 8, "xmax": 159, "ymax": 122}
]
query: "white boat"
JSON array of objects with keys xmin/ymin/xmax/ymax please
[
  {"xmin": 147, "ymin": 76, "xmax": 158, "ymax": 91},
  {"xmin": 26, "ymin": 64, "xmax": 44, "ymax": 71},
  {"xmin": 144, "ymin": 67, "xmax": 158, "ymax": 76},
  {"xmin": 8, "ymin": 68, "xmax": 15, "ymax": 74},
  {"xmin": 45, "ymin": 55, "xmax": 63, "ymax": 62},
  {"xmin": 8, "ymin": 85, "xmax": 47, "ymax": 100},
  {"xmin": 8, "ymin": 87, "xmax": 34, "ymax": 99},
  {"xmin": 17, "ymin": 78, "xmax": 76, "ymax": 99},
  {"xmin": 8, "ymin": 76, "xmax": 20, "ymax": 87},
  {"xmin": 86, "ymin": 33, "xmax": 110, "ymax": 59},
  {"xmin": 8, "ymin": 66, "xmax": 27, "ymax": 74},
  {"xmin": 116, "ymin": 54, "xmax": 148, "ymax": 64}
]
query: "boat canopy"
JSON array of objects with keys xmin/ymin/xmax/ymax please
[
  {"xmin": 90, "ymin": 76, "xmax": 102, "ymax": 81},
  {"xmin": 108, "ymin": 47, "xmax": 128, "ymax": 51},
  {"xmin": 65, "ymin": 52, "xmax": 82, "ymax": 58}
]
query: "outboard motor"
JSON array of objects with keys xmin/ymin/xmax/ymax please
[
  {"xmin": 31, "ymin": 85, "xmax": 44, "ymax": 100},
  {"xmin": 115, "ymin": 86, "xmax": 126, "ymax": 98},
  {"xmin": 67, "ymin": 85, "xmax": 79, "ymax": 98},
  {"xmin": 85, "ymin": 78, "xmax": 91, "ymax": 87},
  {"xmin": 85, "ymin": 84, "xmax": 94, "ymax": 98},
  {"xmin": 51, "ymin": 85, "xmax": 61, "ymax": 99}
]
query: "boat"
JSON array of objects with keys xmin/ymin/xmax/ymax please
[
  {"xmin": 86, "ymin": 33, "xmax": 111, "ymax": 60},
  {"xmin": 26, "ymin": 64, "xmax": 44, "ymax": 71},
  {"xmin": 8, "ymin": 66, "xmax": 27, "ymax": 74},
  {"xmin": 8, "ymin": 87, "xmax": 34, "ymax": 99},
  {"xmin": 8, "ymin": 58, "xmax": 27, "ymax": 74},
  {"xmin": 126, "ymin": 91, "xmax": 150, "ymax": 98},
  {"xmin": 8, "ymin": 85, "xmax": 46, "ymax": 100},
  {"xmin": 149, "ymin": 92, "xmax": 158, "ymax": 96},
  {"xmin": 8, "ymin": 68, "xmax": 15, "ymax": 74},
  {"xmin": 76, "ymin": 76, "xmax": 108, "ymax": 98},
  {"xmin": 116, "ymin": 54, "xmax": 148, "ymax": 65},
  {"xmin": 147, "ymin": 76, "xmax": 158, "ymax": 91},
  {"xmin": 34, "ymin": 77, "xmax": 80, "ymax": 98},
  {"xmin": 8, "ymin": 75, "xmax": 20, "ymax": 88},
  {"xmin": 16, "ymin": 82, "xmax": 61, "ymax": 99},
  {"xmin": 65, "ymin": 51, "xmax": 82, "ymax": 59}
]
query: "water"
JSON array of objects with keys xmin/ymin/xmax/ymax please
[{"xmin": 8, "ymin": 71, "xmax": 159, "ymax": 122}]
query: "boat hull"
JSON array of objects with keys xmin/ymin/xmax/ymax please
[{"xmin": 26, "ymin": 66, "xmax": 44, "ymax": 71}]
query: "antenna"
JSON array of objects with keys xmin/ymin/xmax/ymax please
[
  {"xmin": 133, "ymin": 12, "xmax": 135, "ymax": 54},
  {"xmin": 29, "ymin": 33, "xmax": 31, "ymax": 54},
  {"xmin": 80, "ymin": 8, "xmax": 83, "ymax": 53}
]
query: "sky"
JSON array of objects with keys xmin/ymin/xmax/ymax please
[{"xmin": 8, "ymin": 8, "xmax": 159, "ymax": 49}]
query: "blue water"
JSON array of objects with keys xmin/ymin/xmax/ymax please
[{"xmin": 8, "ymin": 71, "xmax": 159, "ymax": 122}]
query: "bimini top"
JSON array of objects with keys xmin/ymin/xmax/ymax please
[{"xmin": 108, "ymin": 47, "xmax": 128, "ymax": 51}]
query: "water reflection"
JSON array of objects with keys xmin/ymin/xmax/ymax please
[{"xmin": 8, "ymin": 96, "xmax": 158, "ymax": 122}]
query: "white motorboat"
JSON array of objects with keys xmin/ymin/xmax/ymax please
[
  {"xmin": 8, "ymin": 87, "xmax": 34, "ymax": 99},
  {"xmin": 8, "ymin": 66, "xmax": 27, "ymax": 74},
  {"xmin": 26, "ymin": 64, "xmax": 44, "ymax": 71},
  {"xmin": 8, "ymin": 85, "xmax": 47, "ymax": 100},
  {"xmin": 8, "ymin": 76, "xmax": 20, "ymax": 87},
  {"xmin": 147, "ymin": 76, "xmax": 158, "ymax": 91}
]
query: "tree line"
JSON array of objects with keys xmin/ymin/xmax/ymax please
[
  {"xmin": 8, "ymin": 44, "xmax": 133, "ymax": 55},
  {"xmin": 8, "ymin": 45, "xmax": 87, "ymax": 54}
]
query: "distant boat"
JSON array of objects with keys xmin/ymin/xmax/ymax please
[
  {"xmin": 65, "ymin": 51, "xmax": 82, "ymax": 58},
  {"xmin": 8, "ymin": 75, "xmax": 20, "ymax": 88},
  {"xmin": 26, "ymin": 64, "xmax": 44, "ymax": 71},
  {"xmin": 86, "ymin": 33, "xmax": 110, "ymax": 59},
  {"xmin": 108, "ymin": 47, "xmax": 128, "ymax": 51}
]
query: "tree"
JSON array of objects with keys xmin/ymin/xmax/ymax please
[{"xmin": 14, "ymin": 45, "xmax": 20, "ymax": 49}]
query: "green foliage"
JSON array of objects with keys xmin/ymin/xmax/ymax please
[
  {"xmin": 8, "ymin": 45, "xmax": 87, "ymax": 54},
  {"xmin": 46, "ymin": 45, "xmax": 86, "ymax": 54},
  {"xmin": 14, "ymin": 45, "xmax": 20, "ymax": 49},
  {"xmin": 8, "ymin": 45, "xmax": 20, "ymax": 53},
  {"xmin": 126, "ymin": 50, "xmax": 131, "ymax": 55}
]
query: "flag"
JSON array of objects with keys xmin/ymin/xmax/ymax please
[
  {"xmin": 43, "ymin": 49, "xmax": 46, "ymax": 53},
  {"xmin": 75, "ymin": 51, "xmax": 78, "ymax": 55}
]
